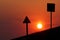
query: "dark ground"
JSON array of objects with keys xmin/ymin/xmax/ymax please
[{"xmin": 11, "ymin": 26, "xmax": 60, "ymax": 40}]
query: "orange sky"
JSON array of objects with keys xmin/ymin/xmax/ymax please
[{"xmin": 0, "ymin": 0, "xmax": 60, "ymax": 40}]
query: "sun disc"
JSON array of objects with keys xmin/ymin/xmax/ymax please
[{"xmin": 37, "ymin": 24, "xmax": 42, "ymax": 29}]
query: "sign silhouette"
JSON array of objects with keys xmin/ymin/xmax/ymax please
[
  {"xmin": 47, "ymin": 3, "xmax": 55, "ymax": 12},
  {"xmin": 47, "ymin": 3, "xmax": 55, "ymax": 29},
  {"xmin": 23, "ymin": 16, "xmax": 31, "ymax": 36},
  {"xmin": 23, "ymin": 16, "xmax": 31, "ymax": 23}
]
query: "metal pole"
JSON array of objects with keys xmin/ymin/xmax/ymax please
[
  {"xmin": 26, "ymin": 23, "xmax": 28, "ymax": 36},
  {"xmin": 50, "ymin": 12, "xmax": 52, "ymax": 29}
]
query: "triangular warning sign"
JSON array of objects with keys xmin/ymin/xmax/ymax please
[{"xmin": 23, "ymin": 16, "xmax": 31, "ymax": 23}]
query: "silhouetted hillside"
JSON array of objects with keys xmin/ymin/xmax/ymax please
[{"xmin": 11, "ymin": 26, "xmax": 60, "ymax": 40}]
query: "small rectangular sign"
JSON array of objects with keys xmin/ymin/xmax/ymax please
[{"xmin": 47, "ymin": 3, "xmax": 55, "ymax": 12}]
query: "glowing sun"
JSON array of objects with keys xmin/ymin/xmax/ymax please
[{"xmin": 37, "ymin": 24, "xmax": 43, "ymax": 29}]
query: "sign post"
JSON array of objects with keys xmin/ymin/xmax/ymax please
[
  {"xmin": 23, "ymin": 16, "xmax": 31, "ymax": 36},
  {"xmin": 47, "ymin": 3, "xmax": 55, "ymax": 29}
]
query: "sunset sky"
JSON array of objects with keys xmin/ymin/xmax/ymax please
[{"xmin": 0, "ymin": 0, "xmax": 60, "ymax": 40}]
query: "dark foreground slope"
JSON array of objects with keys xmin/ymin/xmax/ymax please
[{"xmin": 12, "ymin": 26, "xmax": 60, "ymax": 40}]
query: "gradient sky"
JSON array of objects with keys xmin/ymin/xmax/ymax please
[{"xmin": 0, "ymin": 0, "xmax": 60, "ymax": 40}]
